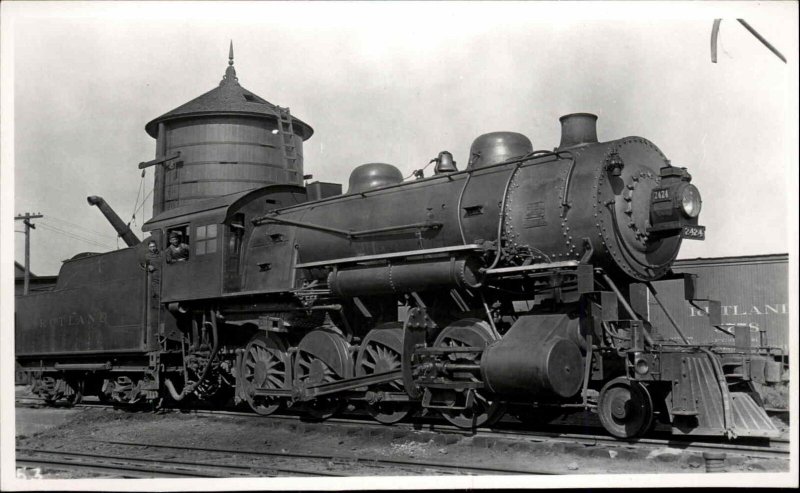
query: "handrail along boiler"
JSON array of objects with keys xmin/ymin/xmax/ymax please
[{"xmin": 15, "ymin": 52, "xmax": 781, "ymax": 439}]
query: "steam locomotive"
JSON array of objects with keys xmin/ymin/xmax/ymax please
[{"xmin": 16, "ymin": 50, "xmax": 781, "ymax": 439}]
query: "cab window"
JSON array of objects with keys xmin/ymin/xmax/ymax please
[
  {"xmin": 165, "ymin": 226, "xmax": 190, "ymax": 264},
  {"xmin": 195, "ymin": 224, "xmax": 218, "ymax": 256}
]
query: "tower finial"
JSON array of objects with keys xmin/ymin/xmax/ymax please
[{"xmin": 222, "ymin": 40, "xmax": 238, "ymax": 85}]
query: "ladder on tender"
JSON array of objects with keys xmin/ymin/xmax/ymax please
[{"xmin": 275, "ymin": 106, "xmax": 299, "ymax": 181}]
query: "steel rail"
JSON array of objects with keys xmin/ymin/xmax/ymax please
[
  {"xmin": 478, "ymin": 427, "xmax": 789, "ymax": 460},
  {"xmin": 87, "ymin": 439, "xmax": 557, "ymax": 476},
  {"xmin": 16, "ymin": 447, "xmax": 347, "ymax": 478},
  {"xmin": 16, "ymin": 458, "xmax": 201, "ymax": 479},
  {"xmin": 91, "ymin": 404, "xmax": 791, "ymax": 459},
  {"xmin": 16, "ymin": 396, "xmax": 789, "ymax": 455}
]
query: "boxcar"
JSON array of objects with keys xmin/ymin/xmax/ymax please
[{"xmin": 644, "ymin": 254, "xmax": 789, "ymax": 354}]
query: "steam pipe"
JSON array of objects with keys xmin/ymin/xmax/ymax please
[
  {"xmin": 165, "ymin": 311, "xmax": 221, "ymax": 402},
  {"xmin": 87, "ymin": 196, "xmax": 140, "ymax": 247}
]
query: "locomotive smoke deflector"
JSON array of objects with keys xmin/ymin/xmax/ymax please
[{"xmin": 558, "ymin": 113, "xmax": 599, "ymax": 149}]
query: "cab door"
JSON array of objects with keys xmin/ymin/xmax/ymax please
[
  {"xmin": 223, "ymin": 214, "xmax": 245, "ymax": 293},
  {"xmin": 161, "ymin": 223, "xmax": 222, "ymax": 302}
]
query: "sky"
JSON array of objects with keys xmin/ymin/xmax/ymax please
[{"xmin": 2, "ymin": 1, "xmax": 798, "ymax": 278}]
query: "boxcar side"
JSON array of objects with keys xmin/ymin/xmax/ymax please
[{"xmin": 646, "ymin": 254, "xmax": 789, "ymax": 353}]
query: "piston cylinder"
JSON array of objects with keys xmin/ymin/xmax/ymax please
[
  {"xmin": 481, "ymin": 314, "xmax": 584, "ymax": 398},
  {"xmin": 328, "ymin": 258, "xmax": 482, "ymax": 297}
]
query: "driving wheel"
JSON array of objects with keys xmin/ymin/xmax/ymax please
[
  {"xmin": 240, "ymin": 333, "xmax": 290, "ymax": 416},
  {"xmin": 355, "ymin": 323, "xmax": 412, "ymax": 424},
  {"xmin": 433, "ymin": 319, "xmax": 505, "ymax": 429},
  {"xmin": 294, "ymin": 329, "xmax": 352, "ymax": 420}
]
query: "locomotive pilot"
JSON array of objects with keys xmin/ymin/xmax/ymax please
[{"xmin": 165, "ymin": 232, "xmax": 190, "ymax": 263}]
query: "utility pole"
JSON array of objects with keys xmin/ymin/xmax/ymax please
[{"xmin": 15, "ymin": 213, "xmax": 43, "ymax": 295}]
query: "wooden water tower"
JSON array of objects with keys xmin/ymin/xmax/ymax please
[{"xmin": 144, "ymin": 43, "xmax": 313, "ymax": 215}]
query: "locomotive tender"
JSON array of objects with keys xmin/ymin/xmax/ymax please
[{"xmin": 16, "ymin": 48, "xmax": 781, "ymax": 439}]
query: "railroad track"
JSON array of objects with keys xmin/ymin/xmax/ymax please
[
  {"xmin": 17, "ymin": 441, "xmax": 556, "ymax": 477},
  {"xmin": 16, "ymin": 396, "xmax": 789, "ymax": 461},
  {"xmin": 133, "ymin": 406, "xmax": 792, "ymax": 459},
  {"xmin": 16, "ymin": 447, "xmax": 346, "ymax": 478}
]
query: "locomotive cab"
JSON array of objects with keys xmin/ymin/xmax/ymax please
[{"xmin": 141, "ymin": 185, "xmax": 308, "ymax": 304}]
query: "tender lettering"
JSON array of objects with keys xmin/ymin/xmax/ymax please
[{"xmin": 37, "ymin": 311, "xmax": 108, "ymax": 330}]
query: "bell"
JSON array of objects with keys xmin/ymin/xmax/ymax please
[{"xmin": 434, "ymin": 151, "xmax": 457, "ymax": 173}]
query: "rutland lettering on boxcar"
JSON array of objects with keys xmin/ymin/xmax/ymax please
[
  {"xmin": 38, "ymin": 311, "xmax": 108, "ymax": 330},
  {"xmin": 689, "ymin": 303, "xmax": 788, "ymax": 317}
]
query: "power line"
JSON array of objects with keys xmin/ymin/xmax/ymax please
[
  {"xmin": 38, "ymin": 223, "xmax": 109, "ymax": 248},
  {"xmin": 39, "ymin": 223, "xmax": 115, "ymax": 250},
  {"xmin": 39, "ymin": 226, "xmax": 114, "ymax": 250},
  {"xmin": 37, "ymin": 223, "xmax": 116, "ymax": 250},
  {"xmin": 42, "ymin": 221, "xmax": 112, "ymax": 243},
  {"xmin": 46, "ymin": 215, "xmax": 118, "ymax": 239}
]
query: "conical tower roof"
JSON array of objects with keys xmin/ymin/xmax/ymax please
[{"xmin": 145, "ymin": 43, "xmax": 313, "ymax": 140}]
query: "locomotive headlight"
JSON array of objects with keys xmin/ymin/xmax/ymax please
[{"xmin": 680, "ymin": 184, "xmax": 702, "ymax": 218}]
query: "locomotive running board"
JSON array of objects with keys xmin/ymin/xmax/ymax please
[
  {"xmin": 295, "ymin": 244, "xmax": 483, "ymax": 269},
  {"xmin": 483, "ymin": 261, "xmax": 580, "ymax": 275}
]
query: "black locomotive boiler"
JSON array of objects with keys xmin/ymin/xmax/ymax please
[{"xmin": 16, "ymin": 50, "xmax": 781, "ymax": 439}]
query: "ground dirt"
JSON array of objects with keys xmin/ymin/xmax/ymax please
[{"xmin": 13, "ymin": 387, "xmax": 789, "ymax": 480}]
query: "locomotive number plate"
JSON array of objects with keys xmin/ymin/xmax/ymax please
[
  {"xmin": 681, "ymin": 225, "xmax": 705, "ymax": 240},
  {"xmin": 651, "ymin": 189, "xmax": 670, "ymax": 202}
]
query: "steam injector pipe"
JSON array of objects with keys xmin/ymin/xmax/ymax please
[
  {"xmin": 86, "ymin": 196, "xmax": 140, "ymax": 247},
  {"xmin": 164, "ymin": 311, "xmax": 221, "ymax": 402}
]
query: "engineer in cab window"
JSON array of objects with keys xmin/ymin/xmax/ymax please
[{"xmin": 166, "ymin": 232, "xmax": 190, "ymax": 264}]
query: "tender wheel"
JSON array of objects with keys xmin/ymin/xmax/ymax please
[
  {"xmin": 63, "ymin": 379, "xmax": 83, "ymax": 406},
  {"xmin": 294, "ymin": 329, "xmax": 352, "ymax": 420},
  {"xmin": 598, "ymin": 377, "xmax": 654, "ymax": 439},
  {"xmin": 111, "ymin": 375, "xmax": 139, "ymax": 404},
  {"xmin": 37, "ymin": 376, "xmax": 59, "ymax": 405},
  {"xmin": 356, "ymin": 323, "xmax": 412, "ymax": 424},
  {"xmin": 240, "ymin": 334, "xmax": 289, "ymax": 416},
  {"xmin": 433, "ymin": 319, "xmax": 505, "ymax": 429},
  {"xmin": 36, "ymin": 376, "xmax": 81, "ymax": 406}
]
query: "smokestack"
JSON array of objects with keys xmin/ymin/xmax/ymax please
[
  {"xmin": 87, "ymin": 196, "xmax": 141, "ymax": 247},
  {"xmin": 558, "ymin": 113, "xmax": 598, "ymax": 149}
]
